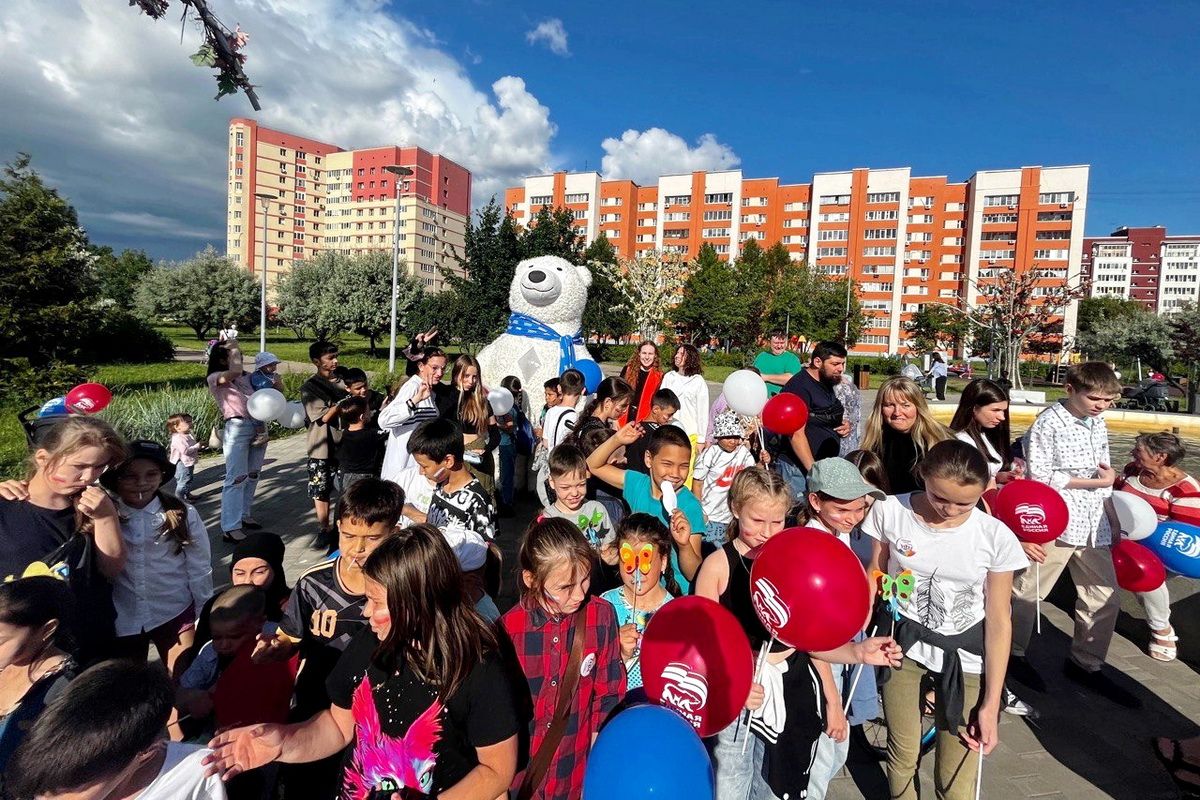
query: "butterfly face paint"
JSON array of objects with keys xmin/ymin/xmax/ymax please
[{"xmin": 620, "ymin": 542, "xmax": 655, "ymax": 593}]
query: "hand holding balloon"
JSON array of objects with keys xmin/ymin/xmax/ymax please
[
  {"xmin": 745, "ymin": 682, "xmax": 765, "ymax": 711},
  {"xmin": 854, "ymin": 636, "xmax": 903, "ymax": 668},
  {"xmin": 1021, "ymin": 542, "xmax": 1047, "ymax": 564}
]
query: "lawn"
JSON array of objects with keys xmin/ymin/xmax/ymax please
[{"xmin": 158, "ymin": 325, "xmax": 399, "ymax": 371}]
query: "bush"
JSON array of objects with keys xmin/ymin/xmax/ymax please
[
  {"xmin": 0, "ymin": 359, "xmax": 90, "ymax": 409},
  {"xmin": 75, "ymin": 307, "xmax": 175, "ymax": 364},
  {"xmin": 848, "ymin": 355, "xmax": 904, "ymax": 376},
  {"xmin": 99, "ymin": 387, "xmax": 220, "ymax": 448}
]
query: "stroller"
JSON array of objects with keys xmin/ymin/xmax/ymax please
[
  {"xmin": 1117, "ymin": 379, "xmax": 1171, "ymax": 412},
  {"xmin": 901, "ymin": 363, "xmax": 934, "ymax": 397}
]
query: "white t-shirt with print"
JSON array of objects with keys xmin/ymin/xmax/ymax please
[
  {"xmin": 861, "ymin": 494, "xmax": 1028, "ymax": 674},
  {"xmin": 693, "ymin": 444, "xmax": 756, "ymax": 523},
  {"xmin": 139, "ymin": 743, "xmax": 227, "ymax": 800}
]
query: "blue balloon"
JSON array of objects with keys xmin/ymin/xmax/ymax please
[
  {"xmin": 38, "ymin": 396, "xmax": 68, "ymax": 417},
  {"xmin": 584, "ymin": 705, "xmax": 713, "ymax": 800},
  {"xmin": 1145, "ymin": 521, "xmax": 1200, "ymax": 579},
  {"xmin": 576, "ymin": 359, "xmax": 604, "ymax": 394}
]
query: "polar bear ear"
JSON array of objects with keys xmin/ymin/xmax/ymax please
[{"xmin": 577, "ymin": 263, "xmax": 594, "ymax": 288}]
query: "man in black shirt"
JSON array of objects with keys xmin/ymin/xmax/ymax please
[{"xmin": 774, "ymin": 340, "xmax": 849, "ymax": 497}]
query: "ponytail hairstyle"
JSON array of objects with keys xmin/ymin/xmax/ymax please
[
  {"xmin": 948, "ymin": 379, "xmax": 1012, "ymax": 467},
  {"xmin": 915, "ymin": 439, "xmax": 990, "ymax": 489},
  {"xmin": 615, "ymin": 513, "xmax": 681, "ymax": 597},
  {"xmin": 725, "ymin": 468, "xmax": 794, "ymax": 543},
  {"xmin": 578, "ymin": 377, "xmax": 632, "ymax": 426},
  {"xmin": 451, "ymin": 354, "xmax": 490, "ymax": 437},
  {"xmin": 518, "ymin": 517, "xmax": 594, "ymax": 612}
]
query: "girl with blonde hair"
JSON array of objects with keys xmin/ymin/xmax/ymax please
[{"xmin": 862, "ymin": 376, "xmax": 952, "ymax": 495}]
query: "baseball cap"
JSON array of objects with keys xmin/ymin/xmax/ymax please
[
  {"xmin": 255, "ymin": 352, "xmax": 281, "ymax": 370},
  {"xmin": 807, "ymin": 457, "xmax": 886, "ymax": 501}
]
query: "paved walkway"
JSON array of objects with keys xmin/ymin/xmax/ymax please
[{"xmin": 185, "ymin": 430, "xmax": 1199, "ymax": 799}]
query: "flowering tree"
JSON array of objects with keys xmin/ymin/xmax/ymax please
[
  {"xmin": 599, "ymin": 251, "xmax": 687, "ymax": 342},
  {"xmin": 931, "ymin": 267, "xmax": 1089, "ymax": 389},
  {"xmin": 128, "ymin": 0, "xmax": 259, "ymax": 109}
]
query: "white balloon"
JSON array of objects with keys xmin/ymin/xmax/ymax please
[
  {"xmin": 488, "ymin": 387, "xmax": 514, "ymax": 416},
  {"xmin": 1110, "ymin": 491, "xmax": 1158, "ymax": 541},
  {"xmin": 723, "ymin": 369, "xmax": 769, "ymax": 416},
  {"xmin": 248, "ymin": 388, "xmax": 287, "ymax": 422},
  {"xmin": 277, "ymin": 401, "xmax": 307, "ymax": 429}
]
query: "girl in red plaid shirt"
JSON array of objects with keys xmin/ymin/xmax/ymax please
[{"xmin": 502, "ymin": 517, "xmax": 626, "ymax": 800}]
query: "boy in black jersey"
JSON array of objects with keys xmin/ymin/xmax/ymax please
[{"xmin": 252, "ymin": 477, "xmax": 402, "ymax": 797}]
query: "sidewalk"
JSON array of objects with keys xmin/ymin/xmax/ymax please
[{"xmin": 187, "ymin": 431, "xmax": 1198, "ymax": 799}]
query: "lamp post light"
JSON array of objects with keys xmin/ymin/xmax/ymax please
[
  {"xmin": 254, "ymin": 192, "xmax": 277, "ymax": 353},
  {"xmin": 382, "ymin": 165, "xmax": 414, "ymax": 373}
]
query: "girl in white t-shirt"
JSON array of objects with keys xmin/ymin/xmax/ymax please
[
  {"xmin": 949, "ymin": 379, "xmax": 1024, "ymax": 487},
  {"xmin": 863, "ymin": 439, "xmax": 1028, "ymax": 800}
]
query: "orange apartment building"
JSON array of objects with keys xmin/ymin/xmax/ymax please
[
  {"xmin": 226, "ymin": 119, "xmax": 472, "ymax": 292},
  {"xmin": 504, "ymin": 165, "xmax": 1090, "ymax": 355}
]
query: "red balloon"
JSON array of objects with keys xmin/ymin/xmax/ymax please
[
  {"xmin": 991, "ymin": 480, "xmax": 1069, "ymax": 544},
  {"xmin": 761, "ymin": 392, "xmax": 809, "ymax": 435},
  {"xmin": 640, "ymin": 596, "xmax": 753, "ymax": 737},
  {"xmin": 748, "ymin": 527, "xmax": 871, "ymax": 651},
  {"xmin": 65, "ymin": 382, "xmax": 113, "ymax": 415},
  {"xmin": 981, "ymin": 488, "xmax": 999, "ymax": 513},
  {"xmin": 1112, "ymin": 539, "xmax": 1166, "ymax": 593}
]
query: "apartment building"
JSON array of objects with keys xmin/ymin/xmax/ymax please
[
  {"xmin": 1082, "ymin": 226, "xmax": 1200, "ymax": 313},
  {"xmin": 226, "ymin": 119, "xmax": 471, "ymax": 292},
  {"xmin": 505, "ymin": 165, "xmax": 1090, "ymax": 354}
]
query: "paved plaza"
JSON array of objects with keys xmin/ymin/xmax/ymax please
[{"xmin": 186, "ymin": 428, "xmax": 1199, "ymax": 799}]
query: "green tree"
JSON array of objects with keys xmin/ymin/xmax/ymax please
[
  {"xmin": 1076, "ymin": 296, "xmax": 1146, "ymax": 341},
  {"xmin": 905, "ymin": 305, "xmax": 971, "ymax": 354},
  {"xmin": 675, "ymin": 243, "xmax": 746, "ymax": 345},
  {"xmin": 604, "ymin": 251, "xmax": 687, "ymax": 341},
  {"xmin": 92, "ymin": 246, "xmax": 155, "ymax": 307},
  {"xmin": 581, "ymin": 234, "xmax": 633, "ymax": 352},
  {"xmin": 136, "ymin": 246, "xmax": 259, "ymax": 340},
  {"xmin": 0, "ymin": 154, "xmax": 98, "ymax": 364},
  {"xmin": 329, "ymin": 252, "xmax": 423, "ymax": 355},
  {"xmin": 273, "ymin": 256, "xmax": 337, "ymax": 341},
  {"xmin": 1166, "ymin": 302, "xmax": 1200, "ymax": 412},
  {"xmin": 521, "ymin": 206, "xmax": 584, "ymax": 262},
  {"xmin": 442, "ymin": 198, "xmax": 525, "ymax": 345}
]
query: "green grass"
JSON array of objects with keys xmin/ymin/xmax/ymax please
[{"xmin": 158, "ymin": 325, "xmax": 400, "ymax": 371}]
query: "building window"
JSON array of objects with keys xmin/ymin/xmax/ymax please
[
  {"xmin": 863, "ymin": 228, "xmax": 897, "ymax": 240},
  {"xmin": 530, "ymin": 195, "xmax": 552, "ymax": 205},
  {"xmin": 865, "ymin": 210, "xmax": 898, "ymax": 221},
  {"xmin": 703, "ymin": 210, "xmax": 732, "ymax": 221},
  {"xmin": 1038, "ymin": 191, "xmax": 1075, "ymax": 204},
  {"xmin": 866, "ymin": 192, "xmax": 900, "ymax": 203},
  {"xmin": 984, "ymin": 194, "xmax": 1020, "ymax": 207},
  {"xmin": 704, "ymin": 192, "xmax": 733, "ymax": 204},
  {"xmin": 664, "ymin": 195, "xmax": 691, "ymax": 206},
  {"xmin": 819, "ymin": 194, "xmax": 851, "ymax": 205},
  {"xmin": 818, "ymin": 229, "xmax": 849, "ymax": 241},
  {"xmin": 565, "ymin": 193, "xmax": 589, "ymax": 203}
]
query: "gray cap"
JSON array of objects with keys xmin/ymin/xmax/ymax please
[{"xmin": 808, "ymin": 457, "xmax": 886, "ymax": 501}]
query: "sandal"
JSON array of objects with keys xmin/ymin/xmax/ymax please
[
  {"xmin": 1149, "ymin": 628, "xmax": 1179, "ymax": 662},
  {"xmin": 1152, "ymin": 737, "xmax": 1200, "ymax": 798}
]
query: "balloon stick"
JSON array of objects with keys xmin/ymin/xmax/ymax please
[
  {"xmin": 1035, "ymin": 564, "xmax": 1041, "ymax": 635},
  {"xmin": 741, "ymin": 638, "xmax": 772, "ymax": 755},
  {"xmin": 974, "ymin": 747, "xmax": 984, "ymax": 800},
  {"xmin": 843, "ymin": 625, "xmax": 878, "ymax": 716}
]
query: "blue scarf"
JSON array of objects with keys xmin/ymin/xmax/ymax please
[{"xmin": 506, "ymin": 312, "xmax": 583, "ymax": 374}]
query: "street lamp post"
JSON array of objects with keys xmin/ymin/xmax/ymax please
[
  {"xmin": 383, "ymin": 165, "xmax": 414, "ymax": 373},
  {"xmin": 254, "ymin": 192, "xmax": 276, "ymax": 354}
]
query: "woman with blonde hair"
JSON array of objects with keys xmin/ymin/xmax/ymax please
[
  {"xmin": 450, "ymin": 354, "xmax": 499, "ymax": 495},
  {"xmin": 0, "ymin": 416, "xmax": 128, "ymax": 664},
  {"xmin": 862, "ymin": 376, "xmax": 952, "ymax": 495}
]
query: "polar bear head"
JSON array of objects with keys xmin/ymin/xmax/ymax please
[{"xmin": 509, "ymin": 255, "xmax": 593, "ymax": 327}]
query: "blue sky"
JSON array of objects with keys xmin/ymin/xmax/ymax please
[
  {"xmin": 415, "ymin": 0, "xmax": 1199, "ymax": 234},
  {"xmin": 1, "ymin": 0, "xmax": 1195, "ymax": 259}
]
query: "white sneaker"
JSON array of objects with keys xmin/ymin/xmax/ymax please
[{"xmin": 1003, "ymin": 688, "xmax": 1032, "ymax": 716}]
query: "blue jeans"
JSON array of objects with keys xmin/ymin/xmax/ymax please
[
  {"xmin": 174, "ymin": 462, "xmax": 194, "ymax": 500},
  {"xmin": 774, "ymin": 458, "xmax": 808, "ymax": 500},
  {"xmin": 709, "ymin": 717, "xmax": 779, "ymax": 800},
  {"xmin": 705, "ymin": 519, "xmax": 729, "ymax": 546},
  {"xmin": 498, "ymin": 441, "xmax": 516, "ymax": 506},
  {"xmin": 220, "ymin": 418, "xmax": 267, "ymax": 533}
]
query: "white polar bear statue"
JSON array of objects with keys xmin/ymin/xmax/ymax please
[{"xmin": 475, "ymin": 255, "xmax": 597, "ymax": 416}]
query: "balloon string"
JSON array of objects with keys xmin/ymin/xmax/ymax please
[
  {"xmin": 843, "ymin": 625, "xmax": 878, "ymax": 716},
  {"xmin": 742, "ymin": 638, "xmax": 772, "ymax": 755},
  {"xmin": 1035, "ymin": 563, "xmax": 1041, "ymax": 636},
  {"xmin": 974, "ymin": 747, "xmax": 984, "ymax": 800}
]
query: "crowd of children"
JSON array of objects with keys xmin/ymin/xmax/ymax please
[{"xmin": 0, "ymin": 341, "xmax": 1188, "ymax": 800}]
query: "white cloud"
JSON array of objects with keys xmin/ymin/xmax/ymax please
[
  {"xmin": 600, "ymin": 128, "xmax": 741, "ymax": 185},
  {"xmin": 0, "ymin": 0, "xmax": 558, "ymax": 258},
  {"xmin": 525, "ymin": 19, "xmax": 570, "ymax": 56}
]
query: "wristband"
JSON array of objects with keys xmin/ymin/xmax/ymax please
[{"xmin": 407, "ymin": 400, "xmax": 417, "ymax": 412}]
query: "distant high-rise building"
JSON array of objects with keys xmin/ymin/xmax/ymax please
[
  {"xmin": 505, "ymin": 165, "xmax": 1091, "ymax": 354},
  {"xmin": 226, "ymin": 119, "xmax": 471, "ymax": 292},
  {"xmin": 1083, "ymin": 227, "xmax": 1200, "ymax": 313}
]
